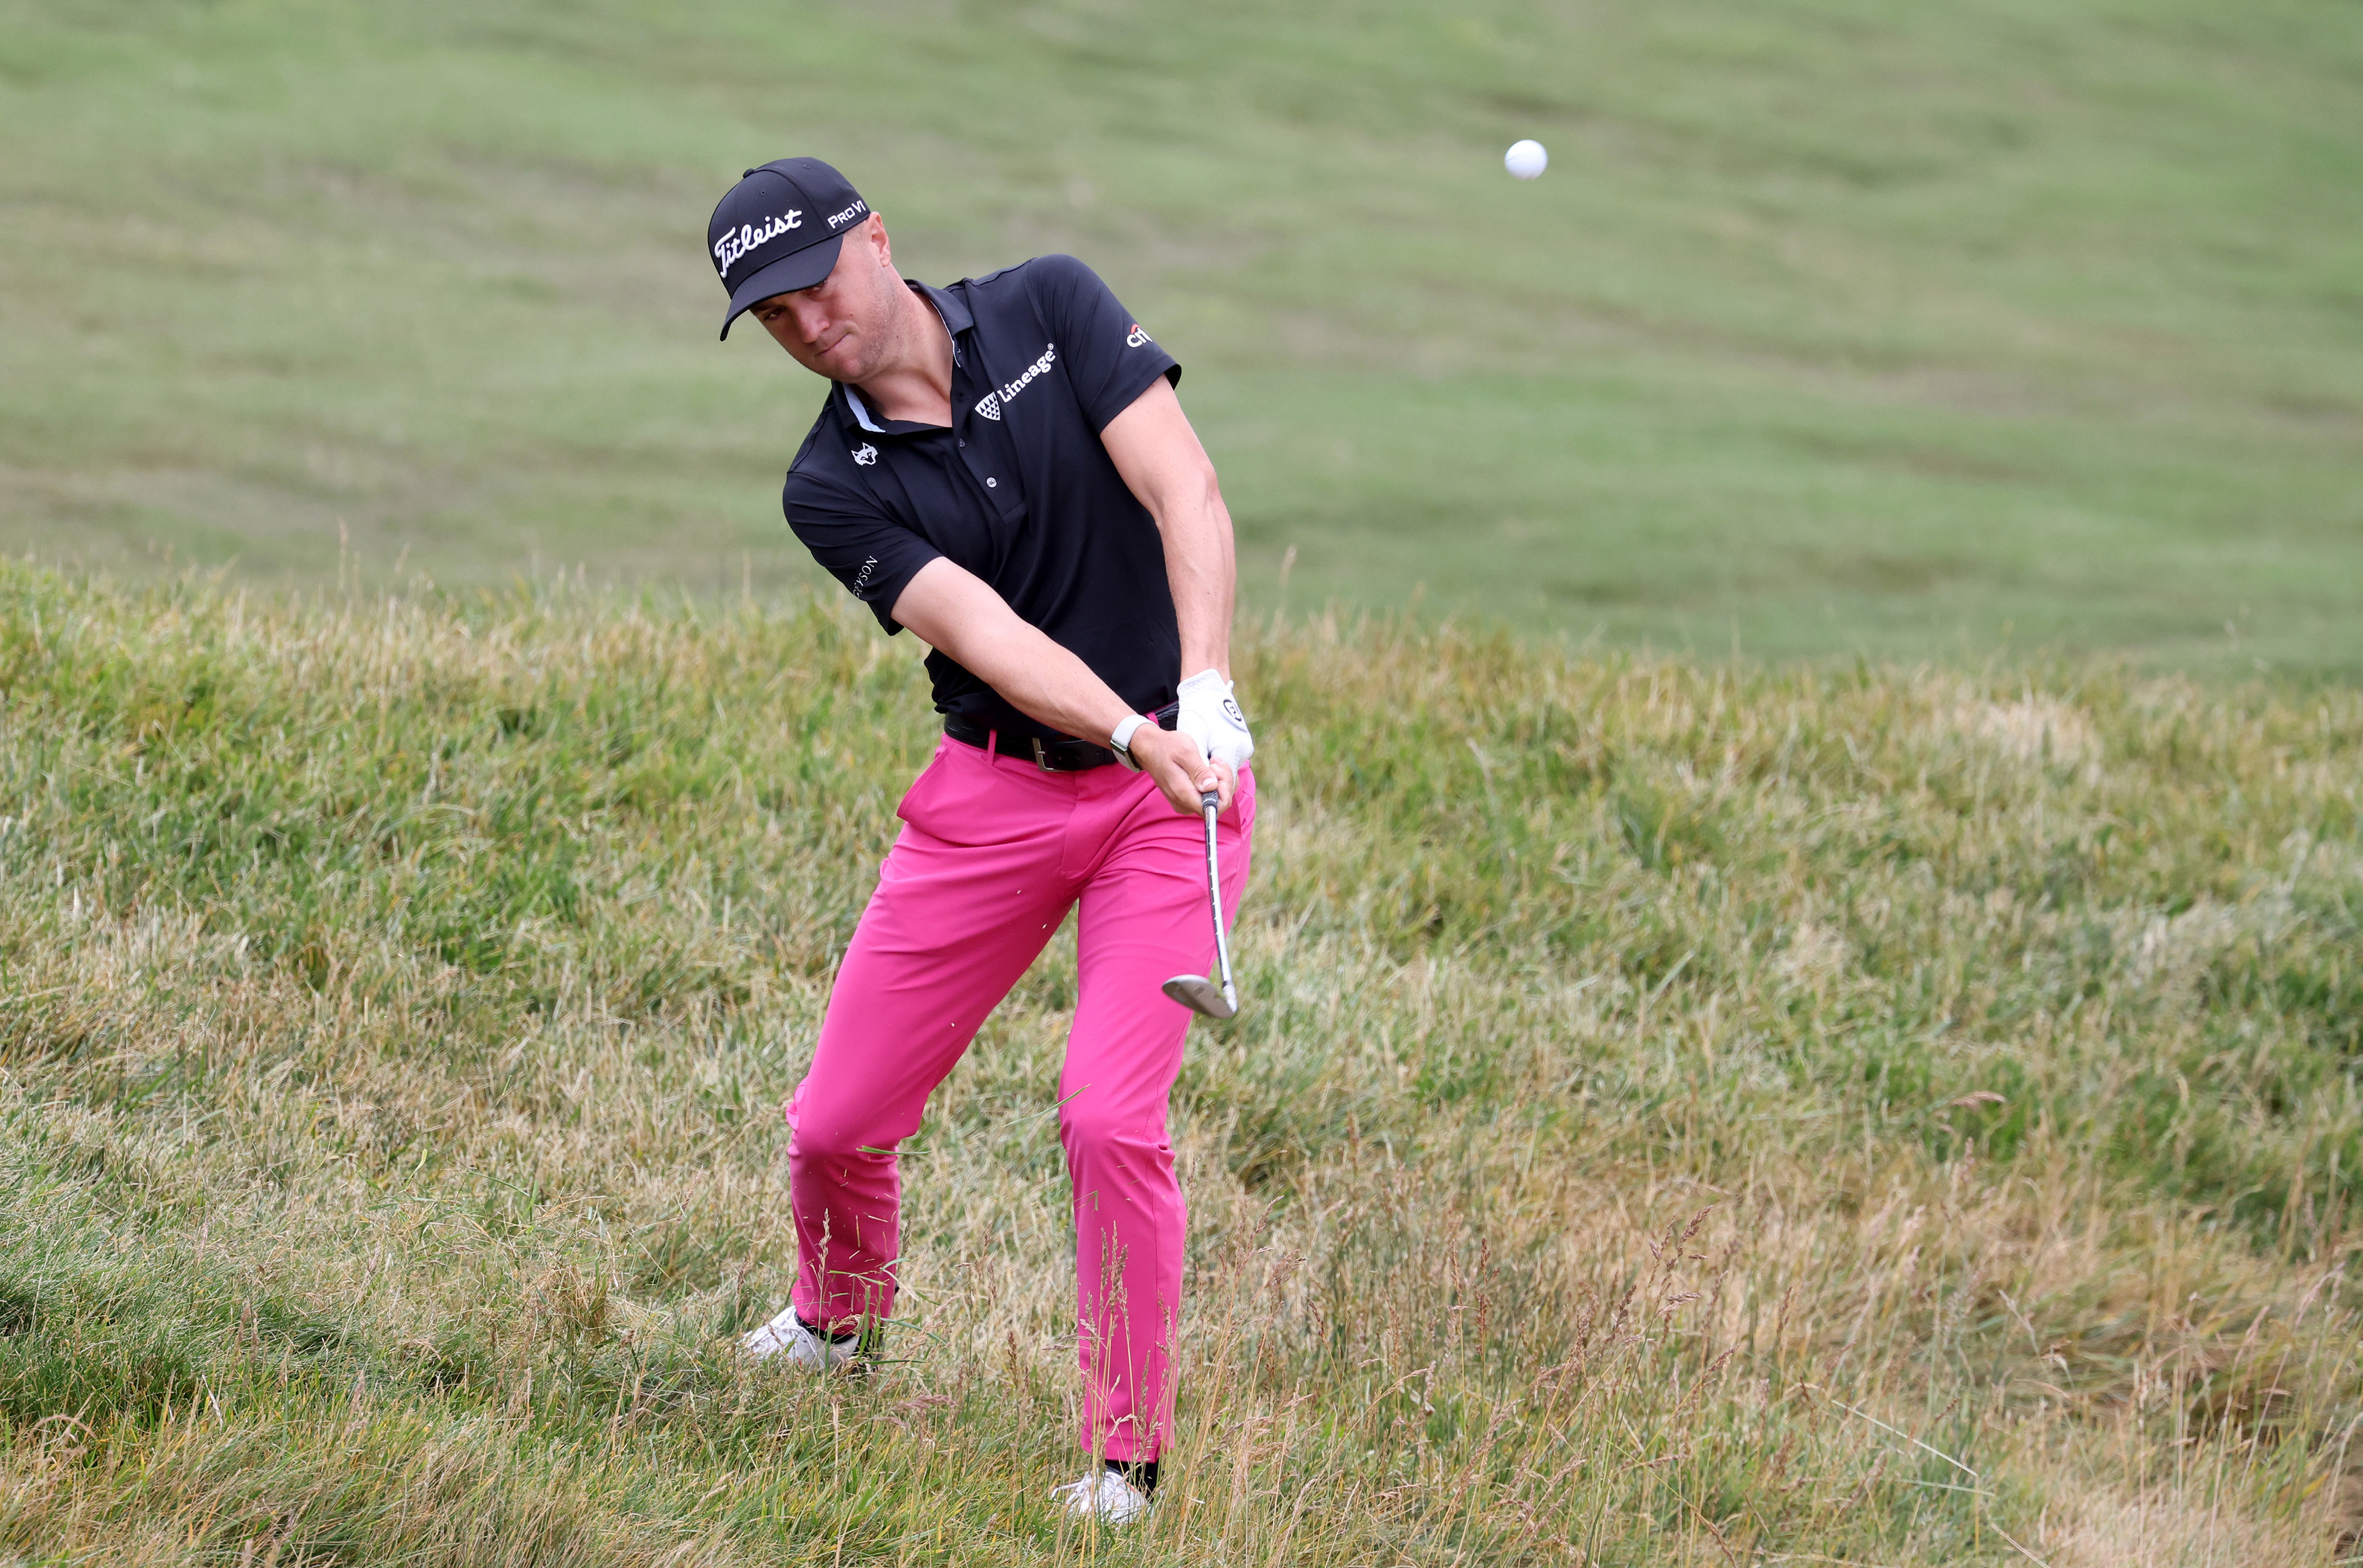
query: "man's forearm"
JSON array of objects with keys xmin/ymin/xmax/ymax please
[
  {"xmin": 1157, "ymin": 473, "xmax": 1236, "ymax": 683},
  {"xmin": 891, "ymin": 558, "xmax": 1135, "ymax": 742},
  {"xmin": 890, "ymin": 555, "xmax": 1232, "ymax": 814}
]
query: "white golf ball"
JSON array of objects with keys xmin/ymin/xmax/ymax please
[{"xmin": 1504, "ymin": 139, "xmax": 1548, "ymax": 180}]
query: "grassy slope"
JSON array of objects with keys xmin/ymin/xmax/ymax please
[
  {"xmin": 0, "ymin": 565, "xmax": 2359, "ymax": 1563},
  {"xmin": 2, "ymin": 0, "xmax": 2362, "ymax": 674}
]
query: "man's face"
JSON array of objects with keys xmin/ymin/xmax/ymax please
[{"xmin": 750, "ymin": 217, "xmax": 898, "ymax": 383}]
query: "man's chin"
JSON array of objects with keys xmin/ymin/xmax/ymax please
[{"xmin": 811, "ymin": 342, "xmax": 870, "ymax": 384}]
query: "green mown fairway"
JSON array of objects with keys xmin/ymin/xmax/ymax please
[{"xmin": 2, "ymin": 0, "xmax": 2360, "ymax": 673}]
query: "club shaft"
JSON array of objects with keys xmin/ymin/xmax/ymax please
[{"xmin": 1201, "ymin": 797, "xmax": 1235, "ymax": 1003}]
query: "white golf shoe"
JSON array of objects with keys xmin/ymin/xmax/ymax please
[
  {"xmin": 1051, "ymin": 1468, "xmax": 1154, "ymax": 1525},
  {"xmin": 739, "ymin": 1305, "xmax": 861, "ymax": 1371}
]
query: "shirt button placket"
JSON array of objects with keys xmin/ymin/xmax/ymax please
[
  {"xmin": 957, "ymin": 418, "xmax": 998, "ymax": 501},
  {"xmin": 954, "ymin": 361, "xmax": 1007, "ymax": 506}
]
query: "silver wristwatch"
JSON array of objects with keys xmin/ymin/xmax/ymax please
[{"xmin": 1109, "ymin": 713, "xmax": 1150, "ymax": 771}]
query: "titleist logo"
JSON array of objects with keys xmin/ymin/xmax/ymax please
[{"xmin": 713, "ymin": 208, "xmax": 802, "ymax": 276}]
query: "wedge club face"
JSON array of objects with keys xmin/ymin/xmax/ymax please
[
  {"xmin": 1162, "ymin": 973, "xmax": 1236, "ymax": 1019},
  {"xmin": 1165, "ymin": 792, "xmax": 1240, "ymax": 1020}
]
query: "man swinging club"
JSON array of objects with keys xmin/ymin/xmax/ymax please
[{"xmin": 707, "ymin": 158, "xmax": 1256, "ymax": 1525}]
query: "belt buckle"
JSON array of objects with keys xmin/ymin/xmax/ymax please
[{"xmin": 1030, "ymin": 737, "xmax": 1059, "ymax": 772}]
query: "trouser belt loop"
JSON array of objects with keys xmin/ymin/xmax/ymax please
[{"xmin": 986, "ymin": 729, "xmax": 999, "ymax": 763}]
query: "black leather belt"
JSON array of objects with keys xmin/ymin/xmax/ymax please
[{"xmin": 943, "ymin": 704, "xmax": 1177, "ymax": 773}]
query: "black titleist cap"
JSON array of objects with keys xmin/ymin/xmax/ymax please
[{"xmin": 708, "ymin": 158, "xmax": 871, "ymax": 340}]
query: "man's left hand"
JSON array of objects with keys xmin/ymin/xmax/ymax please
[{"xmin": 1176, "ymin": 669, "xmax": 1254, "ymax": 768}]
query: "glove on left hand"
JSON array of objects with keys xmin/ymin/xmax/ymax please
[{"xmin": 1176, "ymin": 668, "xmax": 1254, "ymax": 768}]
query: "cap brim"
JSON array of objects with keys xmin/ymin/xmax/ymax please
[{"xmin": 719, "ymin": 235, "xmax": 846, "ymax": 340}]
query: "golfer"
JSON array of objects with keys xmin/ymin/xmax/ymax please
[{"xmin": 706, "ymin": 159, "xmax": 1255, "ymax": 1524}]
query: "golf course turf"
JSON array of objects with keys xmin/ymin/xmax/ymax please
[
  {"xmin": 0, "ymin": 569, "xmax": 2358, "ymax": 1561},
  {"xmin": 3, "ymin": 0, "xmax": 2361, "ymax": 1561}
]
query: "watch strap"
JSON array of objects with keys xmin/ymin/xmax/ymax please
[{"xmin": 1110, "ymin": 713, "xmax": 1150, "ymax": 769}]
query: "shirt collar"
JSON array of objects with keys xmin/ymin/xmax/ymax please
[
  {"xmin": 842, "ymin": 385, "xmax": 886, "ymax": 432},
  {"xmin": 914, "ymin": 279, "xmax": 973, "ymax": 337}
]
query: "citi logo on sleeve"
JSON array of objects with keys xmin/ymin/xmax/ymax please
[
  {"xmin": 852, "ymin": 442, "xmax": 879, "ymax": 465},
  {"xmin": 972, "ymin": 342, "xmax": 1058, "ymax": 422},
  {"xmin": 713, "ymin": 209, "xmax": 802, "ymax": 276},
  {"xmin": 1125, "ymin": 322, "xmax": 1153, "ymax": 348}
]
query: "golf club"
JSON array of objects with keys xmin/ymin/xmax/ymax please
[{"xmin": 1162, "ymin": 790, "xmax": 1238, "ymax": 1019}]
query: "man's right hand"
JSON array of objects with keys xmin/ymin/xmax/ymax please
[{"xmin": 1129, "ymin": 726, "xmax": 1236, "ymax": 816}]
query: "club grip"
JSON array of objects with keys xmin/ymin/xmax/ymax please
[{"xmin": 1199, "ymin": 791, "xmax": 1220, "ymax": 813}]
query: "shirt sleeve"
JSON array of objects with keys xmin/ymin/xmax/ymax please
[
  {"xmin": 1027, "ymin": 254, "xmax": 1182, "ymax": 433},
  {"xmin": 782, "ymin": 465, "xmax": 942, "ymax": 634}
]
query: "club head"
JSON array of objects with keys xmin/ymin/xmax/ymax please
[{"xmin": 1162, "ymin": 974, "xmax": 1238, "ymax": 1020}]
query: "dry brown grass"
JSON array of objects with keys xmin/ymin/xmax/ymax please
[{"xmin": 0, "ymin": 565, "xmax": 2358, "ymax": 1563}]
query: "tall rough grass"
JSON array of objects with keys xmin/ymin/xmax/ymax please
[{"xmin": 0, "ymin": 562, "xmax": 2357, "ymax": 1565}]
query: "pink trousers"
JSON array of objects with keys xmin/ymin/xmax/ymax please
[{"xmin": 785, "ymin": 734, "xmax": 1254, "ymax": 1462}]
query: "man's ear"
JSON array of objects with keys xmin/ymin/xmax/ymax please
[{"xmin": 865, "ymin": 214, "xmax": 894, "ymax": 270}]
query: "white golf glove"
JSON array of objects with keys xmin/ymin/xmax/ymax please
[{"xmin": 1175, "ymin": 668, "xmax": 1254, "ymax": 768}]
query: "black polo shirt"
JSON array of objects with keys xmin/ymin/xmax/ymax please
[{"xmin": 780, "ymin": 255, "xmax": 1184, "ymax": 742}]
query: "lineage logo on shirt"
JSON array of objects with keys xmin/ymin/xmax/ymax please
[{"xmin": 972, "ymin": 342, "xmax": 1057, "ymax": 422}]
